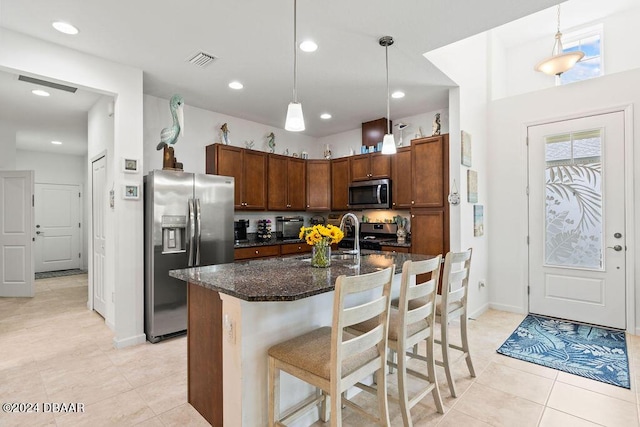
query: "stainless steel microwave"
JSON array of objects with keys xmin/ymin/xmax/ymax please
[{"xmin": 348, "ymin": 179, "xmax": 391, "ymax": 209}]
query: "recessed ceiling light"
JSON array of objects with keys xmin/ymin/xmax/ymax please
[
  {"xmin": 320, "ymin": 113, "xmax": 332, "ymax": 120},
  {"xmin": 228, "ymin": 81, "xmax": 244, "ymax": 90},
  {"xmin": 32, "ymin": 89, "xmax": 50, "ymax": 97},
  {"xmin": 391, "ymin": 91, "xmax": 405, "ymax": 99},
  {"xmin": 52, "ymin": 21, "xmax": 79, "ymax": 35},
  {"xmin": 300, "ymin": 40, "xmax": 318, "ymax": 52},
  {"xmin": 51, "ymin": 140, "xmax": 63, "ymax": 145}
]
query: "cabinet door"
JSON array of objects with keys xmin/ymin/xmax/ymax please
[
  {"xmin": 412, "ymin": 135, "xmax": 446, "ymax": 208},
  {"xmin": 331, "ymin": 158, "xmax": 350, "ymax": 210},
  {"xmin": 370, "ymin": 153, "xmax": 391, "ymax": 179},
  {"xmin": 280, "ymin": 243, "xmax": 312, "ymax": 255},
  {"xmin": 242, "ymin": 150, "xmax": 267, "ymax": 210},
  {"xmin": 208, "ymin": 144, "xmax": 243, "ymax": 209},
  {"xmin": 392, "ymin": 146, "xmax": 412, "ymax": 209},
  {"xmin": 410, "ymin": 209, "xmax": 448, "ymax": 257},
  {"xmin": 287, "ymin": 158, "xmax": 306, "ymax": 210},
  {"xmin": 267, "ymin": 154, "xmax": 288, "ymax": 210},
  {"xmin": 234, "ymin": 245, "xmax": 280, "ymax": 260},
  {"xmin": 306, "ymin": 160, "xmax": 331, "ymax": 211},
  {"xmin": 349, "ymin": 155, "xmax": 371, "ymax": 181}
]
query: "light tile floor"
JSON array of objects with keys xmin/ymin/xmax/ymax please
[{"xmin": 0, "ymin": 275, "xmax": 638, "ymax": 426}]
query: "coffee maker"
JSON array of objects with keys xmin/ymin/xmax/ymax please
[{"xmin": 234, "ymin": 219, "xmax": 249, "ymax": 242}]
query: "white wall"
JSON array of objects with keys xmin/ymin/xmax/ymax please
[
  {"xmin": 501, "ymin": 4, "xmax": 640, "ymax": 99},
  {"xmin": 425, "ymin": 34, "xmax": 491, "ymax": 319},
  {"xmin": 0, "ymin": 28, "xmax": 145, "ymax": 348},
  {"xmin": 16, "ymin": 150, "xmax": 89, "ymax": 270},
  {"xmin": 143, "ymin": 94, "xmax": 319, "ymax": 175},
  {"xmin": 488, "ymin": 68, "xmax": 640, "ymax": 332},
  {"xmin": 316, "ymin": 109, "xmax": 450, "ymax": 159},
  {"xmin": 0, "ymin": 123, "xmax": 16, "ymax": 169}
]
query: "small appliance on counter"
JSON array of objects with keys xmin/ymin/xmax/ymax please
[
  {"xmin": 256, "ymin": 219, "xmax": 272, "ymax": 242},
  {"xmin": 310, "ymin": 215, "xmax": 325, "ymax": 226},
  {"xmin": 234, "ymin": 219, "xmax": 249, "ymax": 243},
  {"xmin": 338, "ymin": 222, "xmax": 400, "ymax": 251},
  {"xmin": 326, "ymin": 213, "xmax": 342, "ymax": 227},
  {"xmin": 275, "ymin": 215, "xmax": 304, "ymax": 240}
]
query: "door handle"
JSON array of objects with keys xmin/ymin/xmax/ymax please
[
  {"xmin": 195, "ymin": 198, "xmax": 201, "ymax": 266},
  {"xmin": 36, "ymin": 231, "xmax": 44, "ymax": 235},
  {"xmin": 607, "ymin": 245, "xmax": 623, "ymax": 251},
  {"xmin": 188, "ymin": 199, "xmax": 196, "ymax": 266}
]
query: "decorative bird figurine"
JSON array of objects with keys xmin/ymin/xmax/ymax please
[{"xmin": 156, "ymin": 94, "xmax": 185, "ymax": 150}]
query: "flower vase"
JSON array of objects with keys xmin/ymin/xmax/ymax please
[{"xmin": 311, "ymin": 244, "xmax": 331, "ymax": 268}]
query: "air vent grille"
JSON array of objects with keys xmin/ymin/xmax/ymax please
[
  {"xmin": 187, "ymin": 51, "xmax": 216, "ymax": 68},
  {"xmin": 18, "ymin": 75, "xmax": 78, "ymax": 93}
]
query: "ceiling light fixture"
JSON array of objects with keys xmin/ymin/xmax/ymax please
[
  {"xmin": 379, "ymin": 36, "xmax": 396, "ymax": 155},
  {"xmin": 391, "ymin": 91, "xmax": 405, "ymax": 99},
  {"xmin": 320, "ymin": 113, "xmax": 332, "ymax": 120},
  {"xmin": 285, "ymin": 0, "xmax": 305, "ymax": 132},
  {"xmin": 534, "ymin": 4, "xmax": 584, "ymax": 76},
  {"xmin": 51, "ymin": 140, "xmax": 62, "ymax": 145},
  {"xmin": 299, "ymin": 40, "xmax": 318, "ymax": 52},
  {"xmin": 52, "ymin": 21, "xmax": 79, "ymax": 35},
  {"xmin": 32, "ymin": 89, "xmax": 50, "ymax": 97},
  {"xmin": 228, "ymin": 81, "xmax": 244, "ymax": 90}
]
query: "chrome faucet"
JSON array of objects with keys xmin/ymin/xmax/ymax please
[{"xmin": 339, "ymin": 213, "xmax": 360, "ymax": 255}]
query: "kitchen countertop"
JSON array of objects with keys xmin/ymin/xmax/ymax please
[{"xmin": 169, "ymin": 250, "xmax": 432, "ymax": 302}]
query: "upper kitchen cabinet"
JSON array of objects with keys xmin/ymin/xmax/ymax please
[
  {"xmin": 268, "ymin": 154, "xmax": 306, "ymax": 210},
  {"xmin": 306, "ymin": 160, "xmax": 331, "ymax": 211},
  {"xmin": 411, "ymin": 135, "xmax": 448, "ymax": 208},
  {"xmin": 362, "ymin": 118, "xmax": 391, "ymax": 149},
  {"xmin": 331, "ymin": 158, "xmax": 349, "ymax": 211},
  {"xmin": 349, "ymin": 152, "xmax": 391, "ymax": 181},
  {"xmin": 391, "ymin": 146, "xmax": 412, "ymax": 209},
  {"xmin": 206, "ymin": 144, "xmax": 267, "ymax": 210}
]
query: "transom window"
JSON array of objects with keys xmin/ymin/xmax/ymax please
[{"xmin": 558, "ymin": 24, "xmax": 603, "ymax": 85}]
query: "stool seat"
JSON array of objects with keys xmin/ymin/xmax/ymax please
[{"xmin": 268, "ymin": 327, "xmax": 378, "ymax": 381}]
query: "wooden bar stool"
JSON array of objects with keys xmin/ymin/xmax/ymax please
[
  {"xmin": 349, "ymin": 257, "xmax": 444, "ymax": 426},
  {"xmin": 435, "ymin": 248, "xmax": 475, "ymax": 398},
  {"xmin": 267, "ymin": 266, "xmax": 395, "ymax": 427}
]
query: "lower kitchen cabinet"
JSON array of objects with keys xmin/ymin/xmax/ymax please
[
  {"xmin": 380, "ymin": 245, "xmax": 410, "ymax": 253},
  {"xmin": 280, "ymin": 243, "xmax": 312, "ymax": 255},
  {"xmin": 234, "ymin": 245, "xmax": 280, "ymax": 260},
  {"xmin": 410, "ymin": 209, "xmax": 449, "ymax": 257}
]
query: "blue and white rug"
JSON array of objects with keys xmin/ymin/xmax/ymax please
[{"xmin": 497, "ymin": 314, "xmax": 630, "ymax": 389}]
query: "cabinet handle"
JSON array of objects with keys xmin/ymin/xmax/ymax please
[
  {"xmin": 255, "ymin": 250, "xmax": 259, "ymax": 254},
  {"xmin": 411, "ymin": 214, "xmax": 415, "ymax": 218},
  {"xmin": 411, "ymin": 201, "xmax": 414, "ymax": 204},
  {"xmin": 298, "ymin": 246, "xmax": 302, "ymax": 250},
  {"xmin": 307, "ymin": 204, "xmax": 310, "ymax": 208}
]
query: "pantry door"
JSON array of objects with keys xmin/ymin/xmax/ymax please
[{"xmin": 528, "ymin": 111, "xmax": 626, "ymax": 329}]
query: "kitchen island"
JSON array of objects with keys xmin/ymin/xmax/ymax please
[{"xmin": 170, "ymin": 250, "xmax": 433, "ymax": 426}]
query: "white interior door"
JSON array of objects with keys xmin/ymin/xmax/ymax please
[
  {"xmin": 92, "ymin": 156, "xmax": 107, "ymax": 317},
  {"xmin": 0, "ymin": 171, "xmax": 35, "ymax": 297},
  {"xmin": 34, "ymin": 183, "xmax": 81, "ymax": 273},
  {"xmin": 528, "ymin": 112, "xmax": 626, "ymax": 329}
]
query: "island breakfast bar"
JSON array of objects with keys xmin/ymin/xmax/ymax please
[{"xmin": 170, "ymin": 250, "xmax": 434, "ymax": 426}]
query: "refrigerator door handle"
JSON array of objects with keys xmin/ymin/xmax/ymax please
[
  {"xmin": 195, "ymin": 198, "xmax": 202, "ymax": 266},
  {"xmin": 188, "ymin": 198, "xmax": 196, "ymax": 266}
]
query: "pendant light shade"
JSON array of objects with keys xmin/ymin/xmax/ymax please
[
  {"xmin": 285, "ymin": 0, "xmax": 305, "ymax": 131},
  {"xmin": 379, "ymin": 36, "xmax": 396, "ymax": 155},
  {"xmin": 535, "ymin": 5, "xmax": 584, "ymax": 76},
  {"xmin": 285, "ymin": 102, "xmax": 305, "ymax": 132}
]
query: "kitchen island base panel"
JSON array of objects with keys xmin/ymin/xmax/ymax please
[{"xmin": 187, "ymin": 282, "xmax": 223, "ymax": 426}]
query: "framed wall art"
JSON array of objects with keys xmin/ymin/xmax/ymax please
[
  {"xmin": 123, "ymin": 158, "xmax": 139, "ymax": 173},
  {"xmin": 461, "ymin": 130, "xmax": 472, "ymax": 167},
  {"xmin": 123, "ymin": 184, "xmax": 140, "ymax": 200},
  {"xmin": 467, "ymin": 169, "xmax": 478, "ymax": 203},
  {"xmin": 474, "ymin": 205, "xmax": 484, "ymax": 236}
]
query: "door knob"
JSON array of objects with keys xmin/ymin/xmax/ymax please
[
  {"xmin": 614, "ymin": 232, "xmax": 622, "ymax": 238},
  {"xmin": 36, "ymin": 231, "xmax": 44, "ymax": 235},
  {"xmin": 607, "ymin": 245, "xmax": 623, "ymax": 251}
]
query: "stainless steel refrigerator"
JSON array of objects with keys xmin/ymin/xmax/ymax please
[{"xmin": 144, "ymin": 170, "xmax": 234, "ymax": 343}]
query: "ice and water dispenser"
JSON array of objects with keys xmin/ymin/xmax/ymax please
[{"xmin": 161, "ymin": 215, "xmax": 187, "ymax": 253}]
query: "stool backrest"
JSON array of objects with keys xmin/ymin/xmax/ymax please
[
  {"xmin": 331, "ymin": 266, "xmax": 395, "ymax": 389},
  {"xmin": 441, "ymin": 248, "xmax": 473, "ymax": 321}
]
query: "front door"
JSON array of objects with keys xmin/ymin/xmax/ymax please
[
  {"xmin": 92, "ymin": 156, "xmax": 107, "ymax": 317},
  {"xmin": 528, "ymin": 111, "xmax": 626, "ymax": 329},
  {"xmin": 0, "ymin": 171, "xmax": 35, "ymax": 297},
  {"xmin": 34, "ymin": 183, "xmax": 81, "ymax": 272}
]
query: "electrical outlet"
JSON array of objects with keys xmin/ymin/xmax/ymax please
[
  {"xmin": 223, "ymin": 313, "xmax": 235, "ymax": 343},
  {"xmin": 478, "ymin": 280, "xmax": 486, "ymax": 289}
]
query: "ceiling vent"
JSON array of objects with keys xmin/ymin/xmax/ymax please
[
  {"xmin": 187, "ymin": 51, "xmax": 216, "ymax": 68},
  {"xmin": 18, "ymin": 75, "xmax": 78, "ymax": 93}
]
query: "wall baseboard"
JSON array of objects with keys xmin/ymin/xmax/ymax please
[
  {"xmin": 468, "ymin": 303, "xmax": 489, "ymax": 320},
  {"xmin": 112, "ymin": 333, "xmax": 146, "ymax": 349},
  {"xmin": 488, "ymin": 303, "xmax": 526, "ymax": 314}
]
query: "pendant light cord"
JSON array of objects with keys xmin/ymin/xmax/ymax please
[
  {"xmin": 556, "ymin": 4, "xmax": 561, "ymax": 33},
  {"xmin": 293, "ymin": 0, "xmax": 298, "ymax": 103},
  {"xmin": 385, "ymin": 44, "xmax": 390, "ymax": 134}
]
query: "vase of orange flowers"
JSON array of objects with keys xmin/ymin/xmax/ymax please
[{"xmin": 299, "ymin": 224, "xmax": 344, "ymax": 268}]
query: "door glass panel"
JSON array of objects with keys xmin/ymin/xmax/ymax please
[{"xmin": 544, "ymin": 129, "xmax": 603, "ymax": 269}]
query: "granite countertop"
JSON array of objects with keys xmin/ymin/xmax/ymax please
[{"xmin": 169, "ymin": 250, "xmax": 433, "ymax": 302}]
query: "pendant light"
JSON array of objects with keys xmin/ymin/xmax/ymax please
[
  {"xmin": 534, "ymin": 4, "xmax": 584, "ymax": 76},
  {"xmin": 379, "ymin": 36, "xmax": 396, "ymax": 155},
  {"xmin": 285, "ymin": 0, "xmax": 305, "ymax": 131}
]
